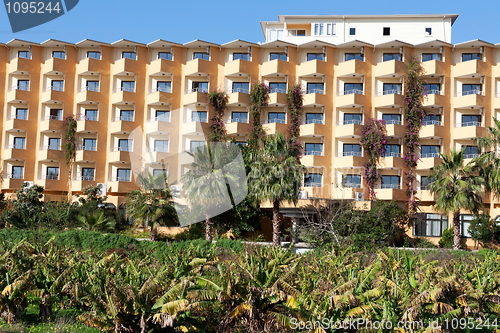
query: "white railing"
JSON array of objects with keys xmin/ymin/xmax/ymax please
[
  {"xmin": 423, "ymin": 120, "xmax": 442, "ymax": 126},
  {"xmin": 425, "ymin": 89, "xmax": 442, "ymax": 95},
  {"xmin": 43, "ymin": 115, "xmax": 62, "ymax": 121},
  {"xmin": 150, "ymin": 147, "xmax": 169, "ymax": 153},
  {"xmin": 455, "ymin": 121, "xmax": 483, "ymax": 128},
  {"xmin": 112, "ymin": 116, "xmax": 134, "ymax": 122},
  {"xmin": 228, "ymin": 88, "xmax": 250, "ymax": 94},
  {"xmin": 77, "ymin": 145, "xmax": 97, "ymax": 151},
  {"xmin": 111, "ymin": 147, "xmax": 132, "ymax": 152},
  {"xmin": 379, "ymin": 184, "xmax": 401, "ymax": 189},
  {"xmin": 6, "ymin": 144, "xmax": 25, "ymax": 150},
  {"xmin": 264, "ymin": 118, "xmax": 286, "ymax": 124},
  {"xmin": 42, "ymin": 144, "xmax": 61, "ymax": 150},
  {"xmin": 115, "ymin": 86, "xmax": 135, "ymax": 93},
  {"xmin": 42, "ymin": 174, "xmax": 59, "ymax": 180},
  {"xmin": 187, "ymin": 146, "xmax": 206, "ymax": 153},
  {"xmin": 44, "ymin": 85, "xmax": 64, "ymax": 92},
  {"xmin": 306, "ymin": 88, "xmax": 325, "ymax": 94},
  {"xmin": 77, "ymin": 175, "xmax": 95, "ymax": 181},
  {"xmin": 378, "ymin": 89, "xmax": 402, "ymax": 96},
  {"xmin": 110, "ymin": 176, "xmax": 130, "ymax": 182},
  {"xmin": 186, "ymin": 116, "xmax": 208, "ymax": 123},
  {"xmin": 150, "ymin": 86, "xmax": 172, "ymax": 93},
  {"xmin": 339, "ymin": 152, "xmax": 362, "ymax": 157},
  {"xmin": 343, "ymin": 183, "xmax": 362, "ymax": 189},
  {"xmin": 338, "ymin": 89, "xmax": 363, "ymax": 96},
  {"xmin": 456, "ymin": 90, "xmax": 484, "ymax": 97},
  {"xmin": 464, "ymin": 154, "xmax": 480, "ymax": 159},
  {"xmin": 78, "ymin": 115, "xmax": 98, "ymax": 121},
  {"xmin": 149, "ymin": 116, "xmax": 170, "ymax": 122},
  {"xmin": 305, "ymin": 119, "xmax": 324, "ymax": 125},
  {"xmin": 10, "ymin": 85, "xmax": 29, "ymax": 91},
  {"xmin": 228, "ymin": 118, "xmax": 248, "ymax": 124},
  {"xmin": 382, "ymin": 152, "xmax": 401, "ymax": 158},
  {"xmin": 338, "ymin": 119, "xmax": 362, "ymax": 126},
  {"xmin": 187, "ymin": 87, "xmax": 208, "ymax": 93},
  {"xmin": 304, "ymin": 182, "xmax": 322, "ymax": 188},
  {"xmin": 384, "ymin": 120, "xmax": 402, "ymax": 125},
  {"xmin": 421, "ymin": 153, "xmax": 440, "ymax": 158},
  {"xmin": 304, "ymin": 151, "xmax": 322, "ymax": 156},
  {"xmin": 8, "ymin": 114, "xmax": 28, "ymax": 120},
  {"xmin": 269, "ymin": 88, "xmax": 286, "ymax": 94},
  {"xmin": 418, "ymin": 186, "xmax": 430, "ymax": 191},
  {"xmin": 79, "ymin": 86, "xmax": 99, "ymax": 92},
  {"xmin": 496, "ymin": 93, "xmax": 500, "ymax": 98},
  {"xmin": 5, "ymin": 174, "xmax": 23, "ymax": 179}
]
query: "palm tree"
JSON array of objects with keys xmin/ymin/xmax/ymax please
[
  {"xmin": 475, "ymin": 118, "xmax": 500, "ymax": 204},
  {"xmin": 248, "ymin": 133, "xmax": 306, "ymax": 247},
  {"xmin": 76, "ymin": 210, "xmax": 115, "ymax": 232},
  {"xmin": 126, "ymin": 171, "xmax": 177, "ymax": 241},
  {"xmin": 428, "ymin": 149, "xmax": 484, "ymax": 250}
]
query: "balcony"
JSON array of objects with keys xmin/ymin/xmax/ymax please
[
  {"xmin": 147, "ymin": 87, "xmax": 172, "ymax": 105},
  {"xmin": 495, "ymin": 95, "xmax": 500, "ymax": 110},
  {"xmin": 109, "ymin": 149, "xmax": 131, "ymax": 163},
  {"xmin": 184, "ymin": 58, "xmax": 212, "ymax": 76},
  {"xmin": 8, "ymin": 57, "xmax": 32, "ymax": 74},
  {"xmin": 226, "ymin": 120, "xmax": 250, "ymax": 136},
  {"xmin": 297, "ymin": 59, "xmax": 328, "ymax": 77},
  {"xmin": 374, "ymin": 91, "xmax": 404, "ymax": 108},
  {"xmin": 336, "ymin": 91, "xmax": 368, "ymax": 108},
  {"xmin": 374, "ymin": 60, "xmax": 406, "ymax": 78},
  {"xmin": 181, "ymin": 119, "xmax": 209, "ymax": 136},
  {"xmin": 72, "ymin": 179, "xmax": 97, "ymax": 192},
  {"xmin": 4, "ymin": 118, "xmax": 29, "ymax": 131},
  {"xmin": 423, "ymin": 93, "xmax": 446, "ymax": 108},
  {"xmin": 301, "ymin": 186, "xmax": 326, "ymax": 199},
  {"xmin": 77, "ymin": 57, "xmax": 104, "ymax": 75},
  {"xmin": 453, "ymin": 122, "xmax": 486, "ymax": 140},
  {"xmin": 300, "ymin": 153, "xmax": 326, "ymax": 167},
  {"xmin": 262, "ymin": 121, "xmax": 288, "ymax": 135},
  {"xmin": 112, "ymin": 57, "xmax": 139, "ymax": 75},
  {"xmin": 149, "ymin": 58, "xmax": 174, "ymax": 76},
  {"xmin": 37, "ymin": 177, "xmax": 64, "ymax": 191},
  {"xmin": 421, "ymin": 60, "xmax": 446, "ymax": 77},
  {"xmin": 268, "ymin": 91, "xmax": 287, "ymax": 106},
  {"xmin": 417, "ymin": 189, "xmax": 436, "ymax": 202},
  {"xmin": 76, "ymin": 117, "xmax": 99, "ymax": 133},
  {"xmin": 376, "ymin": 188, "xmax": 405, "ymax": 201},
  {"xmin": 39, "ymin": 116, "xmax": 63, "ymax": 132},
  {"xmin": 224, "ymin": 59, "xmax": 253, "ymax": 77},
  {"xmin": 417, "ymin": 156, "xmax": 442, "ymax": 170},
  {"xmin": 41, "ymin": 87, "xmax": 65, "ymax": 103},
  {"xmin": 260, "ymin": 59, "xmax": 292, "ymax": 77},
  {"xmin": 6, "ymin": 87, "xmax": 30, "ymax": 102},
  {"xmin": 144, "ymin": 118, "xmax": 171, "ymax": 134},
  {"xmin": 299, "ymin": 121, "xmax": 325, "ymax": 137},
  {"xmin": 39, "ymin": 146, "xmax": 63, "ymax": 161},
  {"xmin": 2, "ymin": 177, "xmax": 25, "ymax": 190},
  {"xmin": 183, "ymin": 89, "xmax": 208, "ymax": 106},
  {"xmin": 109, "ymin": 118, "xmax": 137, "ymax": 134},
  {"xmin": 385, "ymin": 123, "xmax": 406, "ymax": 138},
  {"xmin": 420, "ymin": 121, "xmax": 444, "ymax": 139},
  {"xmin": 75, "ymin": 147, "xmax": 98, "ymax": 162},
  {"xmin": 112, "ymin": 88, "xmax": 136, "ymax": 105},
  {"xmin": 454, "ymin": 59, "xmax": 488, "ymax": 78},
  {"xmin": 144, "ymin": 148, "xmax": 170, "ymax": 165},
  {"xmin": 227, "ymin": 90, "xmax": 250, "ymax": 106},
  {"xmin": 334, "ymin": 153, "xmax": 366, "ymax": 168},
  {"xmin": 76, "ymin": 87, "xmax": 100, "ymax": 104},
  {"xmin": 454, "ymin": 91, "xmax": 486, "ymax": 109},
  {"xmin": 378, "ymin": 156, "xmax": 404, "ymax": 169},
  {"xmin": 336, "ymin": 59, "xmax": 369, "ymax": 77},
  {"xmin": 303, "ymin": 91, "xmax": 327, "ymax": 107},
  {"xmin": 42, "ymin": 57, "xmax": 66, "ymax": 74},
  {"xmin": 332, "ymin": 187, "xmax": 362, "ymax": 200},
  {"xmin": 107, "ymin": 179, "xmax": 137, "ymax": 193},
  {"xmin": 3, "ymin": 145, "xmax": 26, "ymax": 160}
]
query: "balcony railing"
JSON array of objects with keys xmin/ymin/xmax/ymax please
[
  {"xmin": 338, "ymin": 119, "xmax": 362, "ymax": 126},
  {"xmin": 150, "ymin": 86, "xmax": 172, "ymax": 93},
  {"xmin": 149, "ymin": 115, "xmax": 170, "ymax": 122},
  {"xmin": 464, "ymin": 154, "xmax": 480, "ymax": 159},
  {"xmin": 382, "ymin": 152, "xmax": 401, "ymax": 158},
  {"xmin": 377, "ymin": 89, "xmax": 402, "ymax": 96},
  {"xmin": 42, "ymin": 144, "xmax": 61, "ymax": 150},
  {"xmin": 8, "ymin": 114, "xmax": 28, "ymax": 120},
  {"xmin": 269, "ymin": 88, "xmax": 286, "ymax": 94},
  {"xmin": 228, "ymin": 88, "xmax": 249, "ymax": 94},
  {"xmin": 303, "ymin": 182, "xmax": 322, "ymax": 188},
  {"xmin": 425, "ymin": 89, "xmax": 442, "ymax": 95},
  {"xmin": 263, "ymin": 118, "xmax": 286, "ymax": 124},
  {"xmin": 77, "ymin": 175, "xmax": 95, "ymax": 181},
  {"xmin": 110, "ymin": 176, "xmax": 130, "ymax": 182},
  {"xmin": 111, "ymin": 147, "xmax": 132, "ymax": 152},
  {"xmin": 114, "ymin": 86, "xmax": 135, "ymax": 93},
  {"xmin": 187, "ymin": 87, "xmax": 208, "ymax": 94},
  {"xmin": 379, "ymin": 184, "xmax": 401, "ymax": 189},
  {"xmin": 112, "ymin": 116, "xmax": 134, "ymax": 122},
  {"xmin": 186, "ymin": 116, "xmax": 208, "ymax": 123},
  {"xmin": 305, "ymin": 119, "xmax": 324, "ymax": 125},
  {"xmin": 44, "ymin": 86, "xmax": 64, "ymax": 92},
  {"xmin": 77, "ymin": 115, "xmax": 98, "ymax": 121},
  {"xmin": 43, "ymin": 115, "xmax": 63, "ymax": 121},
  {"xmin": 338, "ymin": 89, "xmax": 363, "ymax": 96},
  {"xmin": 343, "ymin": 183, "xmax": 362, "ymax": 189},
  {"xmin": 384, "ymin": 120, "xmax": 402, "ymax": 125},
  {"xmin": 456, "ymin": 90, "xmax": 484, "ymax": 97},
  {"xmin": 421, "ymin": 153, "xmax": 440, "ymax": 158},
  {"xmin": 149, "ymin": 147, "xmax": 169, "ymax": 153},
  {"xmin": 79, "ymin": 86, "xmax": 99, "ymax": 92},
  {"xmin": 227, "ymin": 118, "xmax": 248, "ymax": 124},
  {"xmin": 304, "ymin": 151, "xmax": 322, "ymax": 156},
  {"xmin": 6, "ymin": 144, "xmax": 26, "ymax": 150},
  {"xmin": 339, "ymin": 151, "xmax": 362, "ymax": 157},
  {"xmin": 306, "ymin": 88, "xmax": 324, "ymax": 94},
  {"xmin": 496, "ymin": 93, "xmax": 500, "ymax": 98},
  {"xmin": 5, "ymin": 173, "xmax": 23, "ymax": 179},
  {"xmin": 9, "ymin": 85, "xmax": 29, "ymax": 91},
  {"xmin": 77, "ymin": 145, "xmax": 97, "ymax": 151},
  {"xmin": 423, "ymin": 120, "xmax": 442, "ymax": 126},
  {"xmin": 42, "ymin": 174, "xmax": 59, "ymax": 180},
  {"xmin": 418, "ymin": 186, "xmax": 430, "ymax": 191},
  {"xmin": 455, "ymin": 121, "xmax": 483, "ymax": 128}
]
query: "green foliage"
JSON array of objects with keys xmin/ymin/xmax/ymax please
[
  {"xmin": 286, "ymin": 85, "xmax": 303, "ymax": 158},
  {"xmin": 208, "ymin": 90, "xmax": 228, "ymax": 142},
  {"xmin": 360, "ymin": 119, "xmax": 387, "ymax": 200},
  {"xmin": 438, "ymin": 228, "xmax": 454, "ymax": 248},
  {"xmin": 248, "ymin": 82, "xmax": 270, "ymax": 149},
  {"xmin": 76, "ymin": 211, "xmax": 115, "ymax": 232},
  {"xmin": 62, "ymin": 115, "xmax": 77, "ymax": 166},
  {"xmin": 469, "ymin": 213, "xmax": 500, "ymax": 247}
]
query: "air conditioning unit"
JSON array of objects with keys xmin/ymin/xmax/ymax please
[
  {"xmin": 170, "ymin": 185, "xmax": 181, "ymax": 194},
  {"xmin": 355, "ymin": 192, "xmax": 365, "ymax": 201},
  {"xmin": 298, "ymin": 190, "xmax": 308, "ymax": 199},
  {"xmin": 23, "ymin": 181, "xmax": 34, "ymax": 192},
  {"xmin": 97, "ymin": 183, "xmax": 106, "ymax": 196}
]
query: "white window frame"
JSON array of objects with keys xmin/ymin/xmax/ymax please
[
  {"xmin": 268, "ymin": 29, "xmax": 283, "ymax": 41},
  {"xmin": 312, "ymin": 23, "xmax": 336, "ymax": 36},
  {"xmin": 349, "ymin": 27, "xmax": 357, "ymax": 37},
  {"xmin": 424, "ymin": 27, "xmax": 433, "ymax": 37}
]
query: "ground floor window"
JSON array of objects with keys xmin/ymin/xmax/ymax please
[
  {"xmin": 460, "ymin": 214, "xmax": 473, "ymax": 238},
  {"xmin": 414, "ymin": 213, "xmax": 448, "ymax": 237}
]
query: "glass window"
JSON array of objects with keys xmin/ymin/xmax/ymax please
[
  {"xmin": 116, "ymin": 169, "xmax": 131, "ymax": 182},
  {"xmin": 270, "ymin": 52, "xmax": 287, "ymax": 61},
  {"xmin": 345, "ymin": 53, "xmax": 363, "ymax": 61},
  {"xmin": 306, "ymin": 83, "xmax": 324, "ymax": 94},
  {"xmin": 51, "ymin": 80, "xmax": 64, "ymax": 91},
  {"xmin": 46, "ymin": 167, "xmax": 59, "ymax": 180},
  {"xmin": 157, "ymin": 81, "xmax": 171, "ymax": 93},
  {"xmin": 381, "ymin": 175, "xmax": 400, "ymax": 189},
  {"xmin": 463, "ymin": 146, "xmax": 479, "ymax": 158},
  {"xmin": 425, "ymin": 27, "xmax": 432, "ymax": 36},
  {"xmin": 383, "ymin": 27, "xmax": 390, "ymax": 36},
  {"xmin": 383, "ymin": 144, "xmax": 401, "ymax": 157},
  {"xmin": 121, "ymin": 81, "xmax": 135, "ymax": 92},
  {"xmin": 122, "ymin": 51, "xmax": 136, "ymax": 60},
  {"xmin": 349, "ymin": 27, "xmax": 356, "ymax": 36},
  {"xmin": 231, "ymin": 112, "xmax": 248, "ymax": 123},
  {"xmin": 192, "ymin": 111, "xmax": 207, "ymax": 123},
  {"xmin": 383, "ymin": 83, "xmax": 402, "ymax": 95},
  {"xmin": 49, "ymin": 109, "xmax": 62, "ymax": 120},
  {"xmin": 269, "ymin": 82, "xmax": 286, "ymax": 94},
  {"xmin": 86, "ymin": 80, "xmax": 99, "ymax": 92},
  {"xmin": 12, "ymin": 166, "xmax": 23, "ymax": 179},
  {"xmin": 52, "ymin": 51, "xmax": 65, "ymax": 59},
  {"xmin": 422, "ymin": 53, "xmax": 442, "ymax": 62},
  {"xmin": 423, "ymin": 83, "xmax": 441, "ymax": 95},
  {"xmin": 190, "ymin": 141, "xmax": 206, "ymax": 152},
  {"xmin": 382, "ymin": 114, "xmax": 401, "ymax": 125},
  {"xmin": 414, "ymin": 213, "xmax": 448, "ymax": 237},
  {"xmin": 288, "ymin": 29, "xmax": 306, "ymax": 37},
  {"xmin": 154, "ymin": 140, "xmax": 169, "ymax": 152},
  {"xmin": 81, "ymin": 168, "xmax": 95, "ymax": 181},
  {"xmin": 155, "ymin": 110, "xmax": 170, "ymax": 122},
  {"xmin": 48, "ymin": 138, "xmax": 61, "ymax": 150},
  {"xmin": 326, "ymin": 23, "xmax": 336, "ymax": 35},
  {"xmin": 83, "ymin": 138, "xmax": 97, "ymax": 151},
  {"xmin": 193, "ymin": 52, "xmax": 209, "ymax": 60},
  {"xmin": 306, "ymin": 113, "xmax": 324, "ymax": 125},
  {"xmin": 233, "ymin": 53, "xmax": 250, "ymax": 61},
  {"xmin": 85, "ymin": 109, "xmax": 98, "ymax": 121},
  {"xmin": 307, "ymin": 53, "xmax": 324, "ymax": 61},
  {"xmin": 304, "ymin": 174, "xmax": 322, "ymax": 187},
  {"xmin": 383, "ymin": 53, "xmax": 401, "ymax": 61},
  {"xmin": 118, "ymin": 139, "xmax": 133, "ymax": 152},
  {"xmin": 460, "ymin": 214, "xmax": 473, "ymax": 238},
  {"xmin": 87, "ymin": 51, "xmax": 101, "ymax": 60},
  {"xmin": 18, "ymin": 50, "xmax": 31, "ymax": 59},
  {"xmin": 343, "ymin": 113, "xmax": 362, "ymax": 125},
  {"xmin": 344, "ymin": 83, "xmax": 363, "ymax": 94},
  {"xmin": 462, "ymin": 53, "xmax": 482, "ymax": 62},
  {"xmin": 314, "ymin": 23, "xmax": 324, "ymax": 36},
  {"xmin": 343, "ymin": 144, "xmax": 362, "ymax": 156},
  {"xmin": 420, "ymin": 176, "xmax": 436, "ymax": 190},
  {"xmin": 461, "ymin": 114, "xmax": 481, "ymax": 126},
  {"xmin": 423, "ymin": 114, "xmax": 441, "ymax": 126},
  {"xmin": 269, "ymin": 29, "xmax": 283, "ymax": 41},
  {"xmin": 120, "ymin": 110, "xmax": 134, "ymax": 121},
  {"xmin": 268, "ymin": 112, "xmax": 286, "ymax": 124},
  {"xmin": 15, "ymin": 108, "xmax": 28, "ymax": 120},
  {"xmin": 462, "ymin": 84, "xmax": 482, "ymax": 96},
  {"xmin": 158, "ymin": 52, "xmax": 172, "ymax": 60},
  {"xmin": 13, "ymin": 137, "xmax": 25, "ymax": 149},
  {"xmin": 153, "ymin": 169, "xmax": 167, "ymax": 177},
  {"xmin": 421, "ymin": 145, "xmax": 440, "ymax": 158},
  {"xmin": 18, "ymin": 80, "xmax": 29, "ymax": 91},
  {"xmin": 343, "ymin": 174, "xmax": 361, "ymax": 188},
  {"xmin": 232, "ymin": 82, "xmax": 249, "ymax": 93},
  {"xmin": 305, "ymin": 143, "xmax": 323, "ymax": 156},
  {"xmin": 192, "ymin": 82, "xmax": 208, "ymax": 93}
]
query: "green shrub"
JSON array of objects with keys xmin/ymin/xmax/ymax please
[{"xmin": 439, "ymin": 228, "xmax": 454, "ymax": 248}]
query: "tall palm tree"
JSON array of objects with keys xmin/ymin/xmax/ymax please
[
  {"xmin": 428, "ymin": 149, "xmax": 484, "ymax": 250},
  {"xmin": 126, "ymin": 171, "xmax": 177, "ymax": 241},
  {"xmin": 248, "ymin": 133, "xmax": 306, "ymax": 247},
  {"xmin": 475, "ymin": 118, "xmax": 500, "ymax": 203}
]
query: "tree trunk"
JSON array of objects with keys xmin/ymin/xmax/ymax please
[
  {"xmin": 67, "ymin": 162, "xmax": 73, "ymax": 202},
  {"xmin": 150, "ymin": 226, "xmax": 157, "ymax": 242},
  {"xmin": 205, "ymin": 216, "xmax": 213, "ymax": 242},
  {"xmin": 453, "ymin": 211, "xmax": 461, "ymax": 250},
  {"xmin": 272, "ymin": 200, "xmax": 281, "ymax": 247}
]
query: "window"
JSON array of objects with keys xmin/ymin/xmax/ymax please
[
  {"xmin": 422, "ymin": 53, "xmax": 442, "ymax": 62},
  {"xmin": 52, "ymin": 51, "xmax": 65, "ymax": 59},
  {"xmin": 304, "ymin": 173, "xmax": 322, "ymax": 187},
  {"xmin": 81, "ymin": 168, "xmax": 95, "ymax": 181},
  {"xmin": 192, "ymin": 111, "xmax": 207, "ymax": 123},
  {"xmin": 420, "ymin": 176, "xmax": 436, "ymax": 190},
  {"xmin": 51, "ymin": 80, "xmax": 64, "ymax": 91},
  {"xmin": 48, "ymin": 138, "xmax": 61, "ymax": 150},
  {"xmin": 122, "ymin": 51, "xmax": 136, "ymax": 60},
  {"xmin": 83, "ymin": 138, "xmax": 97, "ymax": 151},
  {"xmin": 153, "ymin": 169, "xmax": 168, "ymax": 177},
  {"xmin": 11, "ymin": 166, "xmax": 23, "ymax": 179},
  {"xmin": 381, "ymin": 175, "xmax": 400, "ymax": 189},
  {"xmin": 463, "ymin": 146, "xmax": 479, "ymax": 159},
  {"xmin": 306, "ymin": 82, "xmax": 324, "ymax": 94},
  {"xmin": 307, "ymin": 53, "xmax": 324, "ymax": 61},
  {"xmin": 154, "ymin": 140, "xmax": 169, "ymax": 152},
  {"xmin": 343, "ymin": 113, "xmax": 362, "ymax": 125},
  {"xmin": 268, "ymin": 29, "xmax": 283, "ymax": 41},
  {"xmin": 231, "ymin": 112, "xmax": 248, "ymax": 123},
  {"xmin": 121, "ymin": 81, "xmax": 135, "ymax": 92},
  {"xmin": 17, "ymin": 80, "xmax": 29, "ymax": 91},
  {"xmin": 232, "ymin": 82, "xmax": 249, "ymax": 93},
  {"xmin": 423, "ymin": 83, "xmax": 441, "ymax": 95},
  {"xmin": 383, "ymin": 144, "xmax": 401, "ymax": 157},
  {"xmin": 423, "ymin": 114, "xmax": 441, "ymax": 126},
  {"xmin": 158, "ymin": 52, "xmax": 172, "ymax": 60},
  {"xmin": 193, "ymin": 52, "xmax": 209, "ymax": 60},
  {"xmin": 120, "ymin": 110, "xmax": 134, "ymax": 122},
  {"xmin": 382, "ymin": 114, "xmax": 401, "ymax": 125},
  {"xmin": 461, "ymin": 114, "xmax": 481, "ymax": 127},
  {"xmin": 15, "ymin": 108, "xmax": 28, "ymax": 120},
  {"xmin": 306, "ymin": 113, "xmax": 324, "ymax": 125},
  {"xmin": 383, "ymin": 83, "xmax": 402, "ymax": 95},
  {"xmin": 349, "ymin": 27, "xmax": 356, "ymax": 36},
  {"xmin": 270, "ymin": 52, "xmax": 287, "ymax": 61},
  {"xmin": 155, "ymin": 110, "xmax": 170, "ymax": 122},
  {"xmin": 269, "ymin": 82, "xmax": 286, "ymax": 94},
  {"xmin": 13, "ymin": 137, "xmax": 26, "ymax": 149},
  {"xmin": 190, "ymin": 141, "xmax": 205, "ymax": 152},
  {"xmin": 191, "ymin": 82, "xmax": 208, "ymax": 93},
  {"xmin": 118, "ymin": 139, "xmax": 133, "ymax": 152},
  {"xmin": 344, "ymin": 83, "xmax": 363, "ymax": 95},
  {"xmin": 49, "ymin": 109, "xmax": 62, "ymax": 120},
  {"xmin": 288, "ymin": 29, "xmax": 306, "ymax": 37},
  {"xmin": 86, "ymin": 80, "xmax": 99, "ymax": 92},
  {"xmin": 462, "ymin": 84, "xmax": 482, "ymax": 96},
  {"xmin": 305, "ymin": 143, "xmax": 323, "ymax": 156},
  {"xmin": 383, "ymin": 27, "xmax": 390, "ymax": 36},
  {"xmin": 383, "ymin": 53, "xmax": 401, "ymax": 61},
  {"xmin": 345, "ymin": 53, "xmax": 363, "ymax": 61},
  {"xmin": 425, "ymin": 27, "xmax": 432, "ymax": 36},
  {"xmin": 46, "ymin": 167, "xmax": 59, "ymax": 180},
  {"xmin": 343, "ymin": 174, "xmax": 361, "ymax": 188},
  {"xmin": 414, "ymin": 213, "xmax": 447, "ymax": 237},
  {"xmin": 116, "ymin": 169, "xmax": 131, "ymax": 182},
  {"xmin": 157, "ymin": 81, "xmax": 171, "ymax": 93},
  {"xmin": 343, "ymin": 144, "xmax": 362, "ymax": 157},
  {"xmin": 235, "ymin": 141, "xmax": 247, "ymax": 146},
  {"xmin": 462, "ymin": 53, "xmax": 482, "ymax": 62},
  {"xmin": 313, "ymin": 23, "xmax": 336, "ymax": 36},
  {"xmin": 268, "ymin": 112, "xmax": 286, "ymax": 124},
  {"xmin": 18, "ymin": 50, "xmax": 31, "ymax": 59},
  {"xmin": 85, "ymin": 109, "xmax": 98, "ymax": 121},
  {"xmin": 460, "ymin": 214, "xmax": 473, "ymax": 238},
  {"xmin": 233, "ymin": 53, "xmax": 250, "ymax": 61},
  {"xmin": 421, "ymin": 145, "xmax": 440, "ymax": 158},
  {"xmin": 87, "ymin": 51, "xmax": 101, "ymax": 60}
]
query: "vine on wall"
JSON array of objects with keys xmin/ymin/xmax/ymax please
[
  {"xmin": 63, "ymin": 115, "xmax": 77, "ymax": 199},
  {"xmin": 360, "ymin": 119, "xmax": 387, "ymax": 200},
  {"xmin": 286, "ymin": 85, "xmax": 304, "ymax": 159},
  {"xmin": 208, "ymin": 90, "xmax": 229, "ymax": 142},
  {"xmin": 403, "ymin": 57, "xmax": 427, "ymax": 216},
  {"xmin": 248, "ymin": 82, "xmax": 270, "ymax": 149}
]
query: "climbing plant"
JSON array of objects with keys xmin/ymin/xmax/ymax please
[
  {"xmin": 63, "ymin": 115, "xmax": 77, "ymax": 199},
  {"xmin": 360, "ymin": 119, "xmax": 387, "ymax": 200},
  {"xmin": 248, "ymin": 82, "xmax": 270, "ymax": 149},
  {"xmin": 403, "ymin": 57, "xmax": 427, "ymax": 216},
  {"xmin": 287, "ymin": 85, "xmax": 304, "ymax": 159},
  {"xmin": 208, "ymin": 90, "xmax": 228, "ymax": 142}
]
